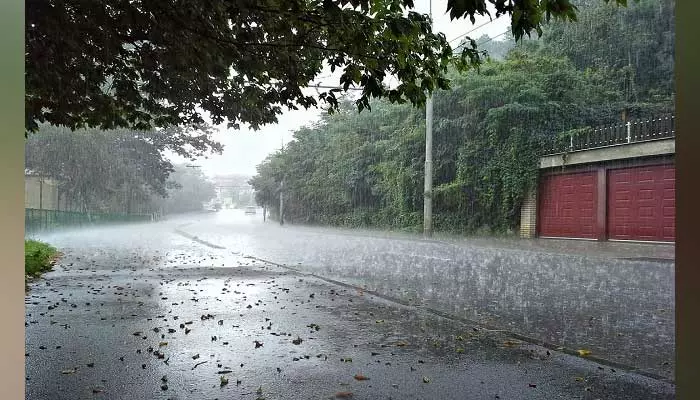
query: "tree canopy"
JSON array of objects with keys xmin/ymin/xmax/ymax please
[
  {"xmin": 150, "ymin": 165, "xmax": 217, "ymax": 214},
  {"xmin": 25, "ymin": 124, "xmax": 221, "ymax": 214},
  {"xmin": 26, "ymin": 0, "xmax": 629, "ymax": 134}
]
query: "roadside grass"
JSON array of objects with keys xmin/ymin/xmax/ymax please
[{"xmin": 25, "ymin": 240, "xmax": 59, "ymax": 287}]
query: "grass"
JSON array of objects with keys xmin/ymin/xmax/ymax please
[{"xmin": 25, "ymin": 239, "xmax": 59, "ymax": 278}]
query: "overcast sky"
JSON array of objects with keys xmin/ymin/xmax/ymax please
[{"xmin": 167, "ymin": 1, "xmax": 511, "ymax": 178}]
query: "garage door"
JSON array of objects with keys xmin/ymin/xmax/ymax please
[
  {"xmin": 607, "ymin": 164, "xmax": 675, "ymax": 241},
  {"xmin": 538, "ymin": 171, "xmax": 598, "ymax": 239}
]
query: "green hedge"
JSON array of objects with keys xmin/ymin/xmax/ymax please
[{"xmin": 25, "ymin": 240, "xmax": 58, "ymax": 277}]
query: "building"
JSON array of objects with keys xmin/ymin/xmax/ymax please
[{"xmin": 520, "ymin": 115, "xmax": 675, "ymax": 243}]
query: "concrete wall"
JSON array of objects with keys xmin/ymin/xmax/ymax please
[
  {"xmin": 519, "ymin": 188, "xmax": 538, "ymax": 238},
  {"xmin": 540, "ymin": 138, "xmax": 675, "ymax": 169},
  {"xmin": 25, "ymin": 176, "xmax": 60, "ymax": 210}
]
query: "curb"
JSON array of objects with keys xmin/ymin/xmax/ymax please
[{"xmin": 172, "ymin": 227, "xmax": 675, "ymax": 385}]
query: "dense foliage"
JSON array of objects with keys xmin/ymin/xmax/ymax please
[
  {"xmin": 25, "ymin": 125, "xmax": 221, "ymax": 215},
  {"xmin": 150, "ymin": 165, "xmax": 217, "ymax": 214},
  {"xmin": 25, "ymin": 240, "xmax": 59, "ymax": 278},
  {"xmin": 26, "ymin": 0, "xmax": 624, "ymax": 134},
  {"xmin": 250, "ymin": 0, "xmax": 674, "ymax": 234}
]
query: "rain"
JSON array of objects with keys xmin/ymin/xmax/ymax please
[{"xmin": 25, "ymin": 1, "xmax": 676, "ymax": 399}]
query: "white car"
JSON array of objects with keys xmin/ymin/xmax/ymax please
[{"xmin": 244, "ymin": 206, "xmax": 257, "ymax": 215}]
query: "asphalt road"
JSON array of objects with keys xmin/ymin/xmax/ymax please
[
  {"xmin": 169, "ymin": 209, "xmax": 675, "ymax": 380},
  {"xmin": 25, "ymin": 212, "xmax": 675, "ymax": 399}
]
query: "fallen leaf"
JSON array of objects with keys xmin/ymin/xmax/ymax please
[
  {"xmin": 220, "ymin": 376, "xmax": 229, "ymax": 387},
  {"xmin": 577, "ymin": 349, "xmax": 592, "ymax": 357},
  {"xmin": 422, "ymin": 376, "xmax": 431, "ymax": 383},
  {"xmin": 158, "ymin": 342, "xmax": 168, "ymax": 347},
  {"xmin": 335, "ymin": 392, "xmax": 353, "ymax": 398},
  {"xmin": 60, "ymin": 368, "xmax": 76, "ymax": 374},
  {"xmin": 353, "ymin": 374, "xmax": 369, "ymax": 381},
  {"xmin": 292, "ymin": 337, "xmax": 303, "ymax": 345}
]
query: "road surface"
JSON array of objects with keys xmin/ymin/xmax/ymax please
[{"xmin": 25, "ymin": 210, "xmax": 675, "ymax": 399}]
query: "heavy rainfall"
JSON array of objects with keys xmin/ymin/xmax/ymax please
[{"xmin": 25, "ymin": 0, "xmax": 675, "ymax": 399}]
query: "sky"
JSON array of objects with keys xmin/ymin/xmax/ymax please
[{"xmin": 166, "ymin": 1, "xmax": 512, "ymax": 178}]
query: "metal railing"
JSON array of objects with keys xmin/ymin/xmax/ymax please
[
  {"xmin": 543, "ymin": 114, "xmax": 675, "ymax": 155},
  {"xmin": 25, "ymin": 208, "xmax": 159, "ymax": 234}
]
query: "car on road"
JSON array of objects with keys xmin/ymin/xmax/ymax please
[{"xmin": 244, "ymin": 206, "xmax": 257, "ymax": 215}]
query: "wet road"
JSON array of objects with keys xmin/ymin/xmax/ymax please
[
  {"xmin": 24, "ymin": 212, "xmax": 675, "ymax": 399},
  {"xmin": 169, "ymin": 210, "xmax": 674, "ymax": 380}
]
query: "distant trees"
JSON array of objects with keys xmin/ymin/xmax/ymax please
[
  {"xmin": 249, "ymin": 0, "xmax": 674, "ymax": 234},
  {"xmin": 25, "ymin": 124, "xmax": 221, "ymax": 215},
  {"xmin": 151, "ymin": 165, "xmax": 217, "ymax": 214}
]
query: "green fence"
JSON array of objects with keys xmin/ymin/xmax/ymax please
[{"xmin": 25, "ymin": 208, "xmax": 158, "ymax": 234}]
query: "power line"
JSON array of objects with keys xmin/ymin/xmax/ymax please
[
  {"xmin": 476, "ymin": 30, "xmax": 509, "ymax": 46},
  {"xmin": 306, "ymin": 29, "xmax": 510, "ymax": 92},
  {"xmin": 448, "ymin": 15, "xmax": 503, "ymax": 45}
]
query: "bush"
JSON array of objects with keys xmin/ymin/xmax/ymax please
[{"xmin": 25, "ymin": 240, "xmax": 58, "ymax": 277}]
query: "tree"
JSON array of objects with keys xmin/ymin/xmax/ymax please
[
  {"xmin": 25, "ymin": 124, "xmax": 222, "ymax": 214},
  {"xmin": 25, "ymin": 0, "xmax": 628, "ymax": 134},
  {"xmin": 151, "ymin": 165, "xmax": 217, "ymax": 214},
  {"xmin": 540, "ymin": 0, "xmax": 674, "ymax": 104},
  {"xmin": 249, "ymin": 152, "xmax": 287, "ymax": 219},
  {"xmin": 249, "ymin": 33, "xmax": 672, "ymax": 233}
]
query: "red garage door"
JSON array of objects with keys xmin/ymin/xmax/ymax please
[
  {"xmin": 607, "ymin": 164, "xmax": 675, "ymax": 241},
  {"xmin": 538, "ymin": 172, "xmax": 598, "ymax": 239}
]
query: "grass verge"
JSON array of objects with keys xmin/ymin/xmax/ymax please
[{"xmin": 25, "ymin": 239, "xmax": 59, "ymax": 283}]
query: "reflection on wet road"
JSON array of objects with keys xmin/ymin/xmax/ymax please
[
  {"xmin": 26, "ymin": 220, "xmax": 675, "ymax": 399},
  {"xmin": 177, "ymin": 209, "xmax": 675, "ymax": 379}
]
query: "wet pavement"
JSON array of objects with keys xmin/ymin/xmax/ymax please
[
  {"xmin": 26, "ymin": 222, "xmax": 675, "ymax": 399},
  {"xmin": 168, "ymin": 210, "xmax": 675, "ymax": 380}
]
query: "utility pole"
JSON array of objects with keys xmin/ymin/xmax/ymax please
[
  {"xmin": 423, "ymin": 0, "xmax": 434, "ymax": 238},
  {"xmin": 279, "ymin": 132, "xmax": 285, "ymax": 226}
]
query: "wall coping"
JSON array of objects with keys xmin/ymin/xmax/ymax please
[{"xmin": 539, "ymin": 138, "xmax": 675, "ymax": 169}]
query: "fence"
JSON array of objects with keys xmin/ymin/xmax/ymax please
[
  {"xmin": 25, "ymin": 208, "xmax": 160, "ymax": 234},
  {"xmin": 543, "ymin": 114, "xmax": 675, "ymax": 155}
]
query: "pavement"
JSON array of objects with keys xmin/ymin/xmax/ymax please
[
  {"xmin": 25, "ymin": 212, "xmax": 675, "ymax": 399},
  {"xmin": 170, "ymin": 210, "xmax": 675, "ymax": 380}
]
